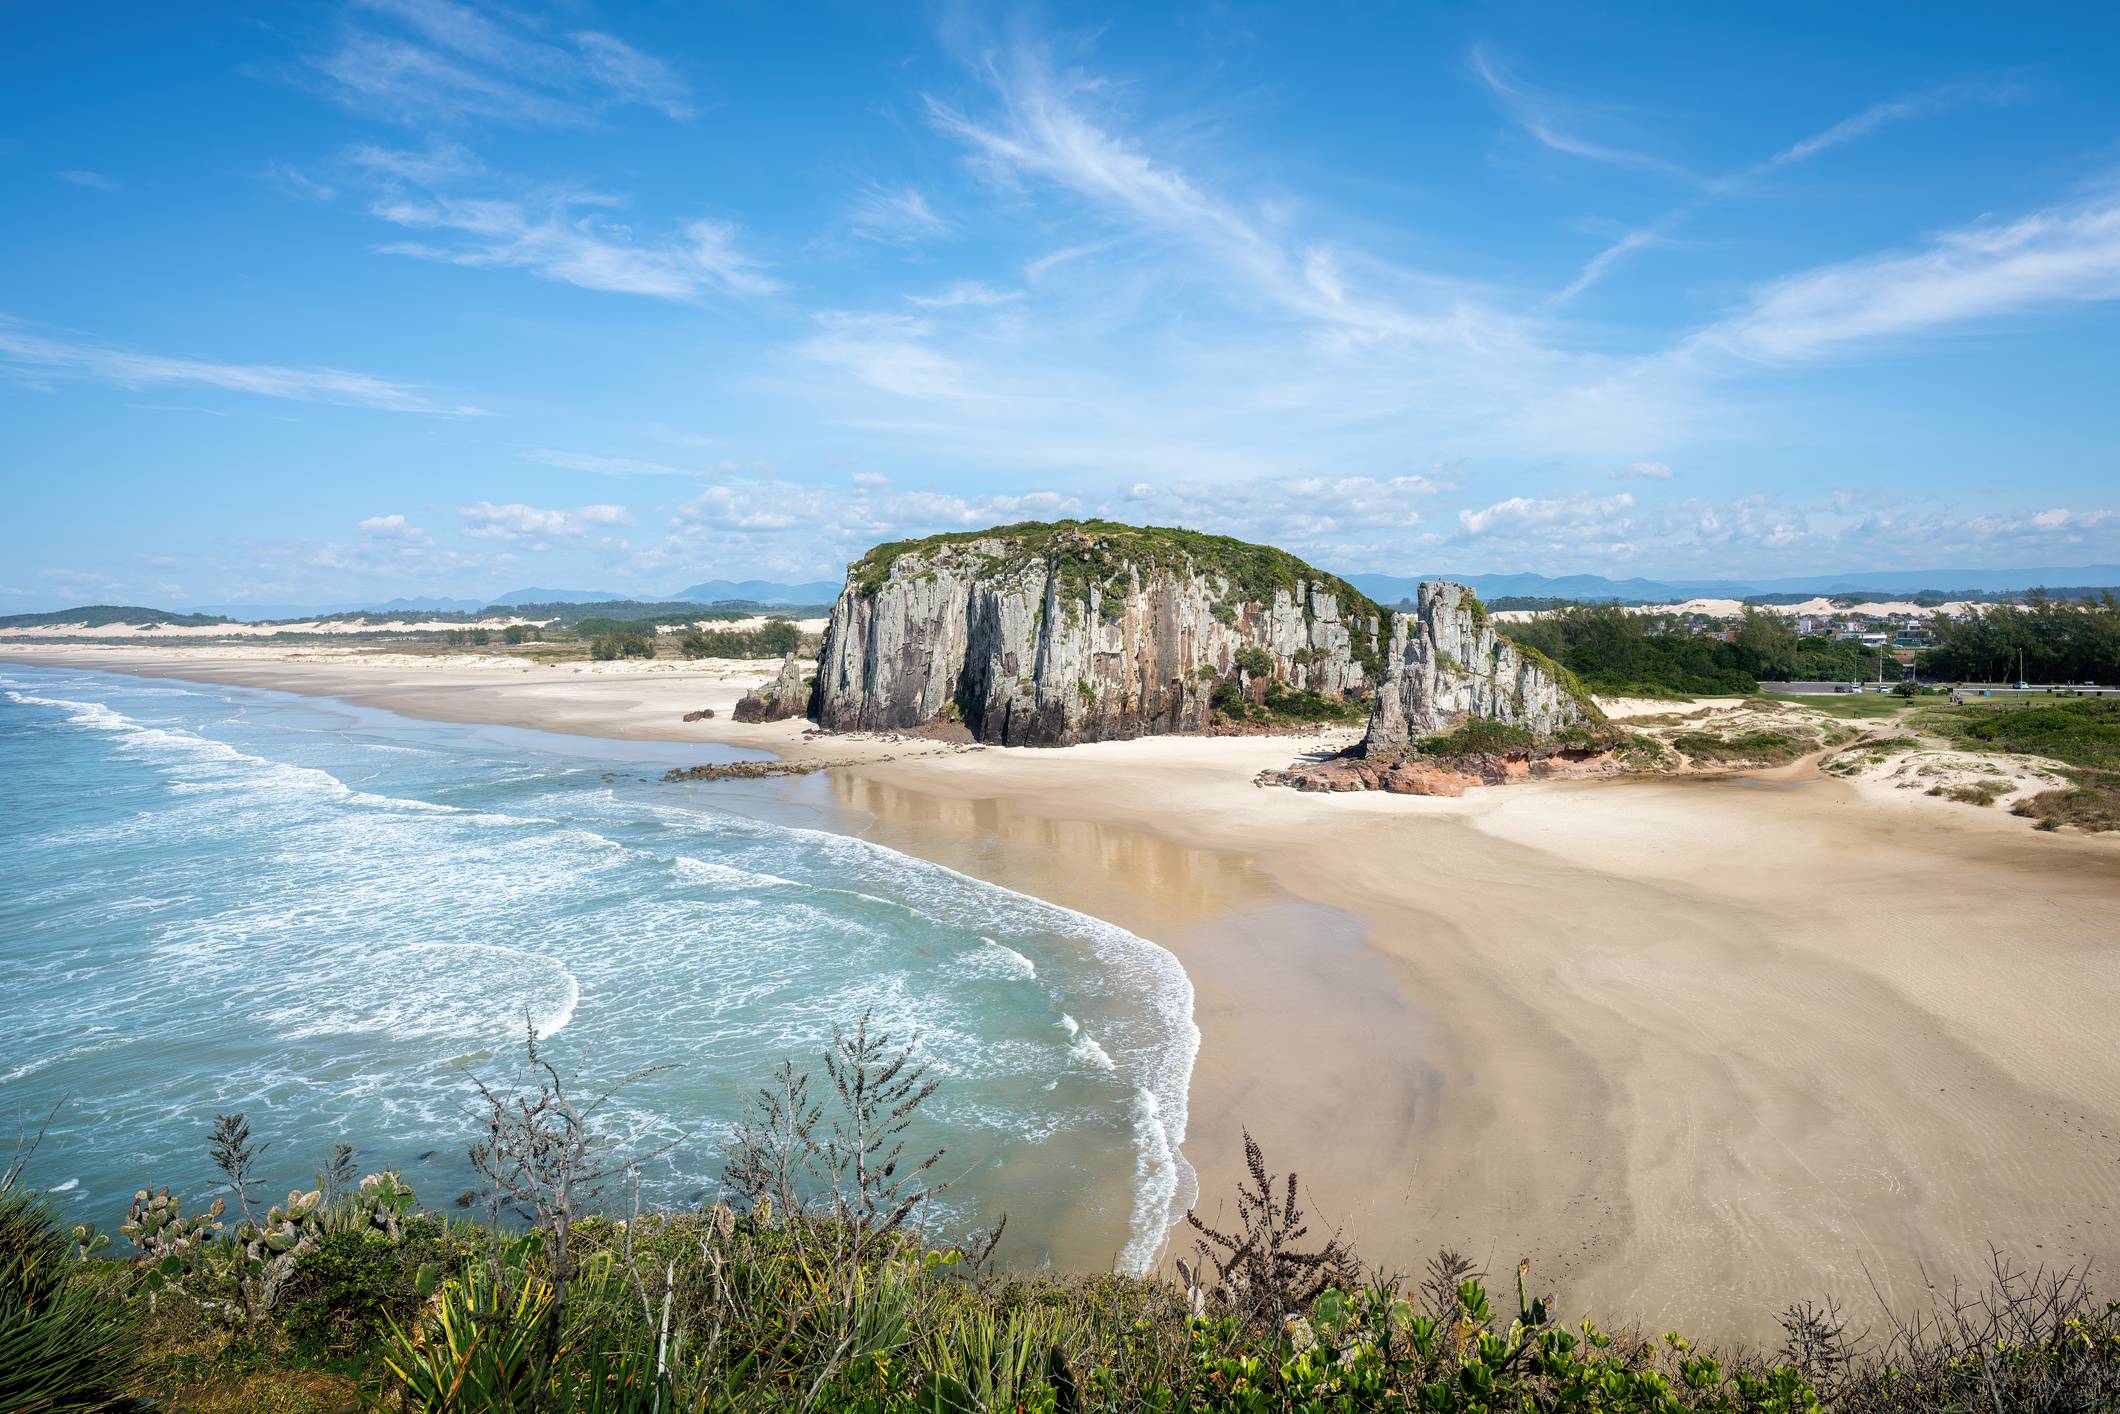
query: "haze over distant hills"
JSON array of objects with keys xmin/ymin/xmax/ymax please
[{"xmin": 35, "ymin": 561, "xmax": 2120, "ymax": 625}]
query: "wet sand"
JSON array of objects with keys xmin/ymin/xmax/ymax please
[{"xmin": 8, "ymin": 643, "xmax": 2118, "ymax": 1342}]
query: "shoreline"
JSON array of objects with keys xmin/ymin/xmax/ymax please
[{"xmin": 8, "ymin": 644, "xmax": 2119, "ymax": 1343}]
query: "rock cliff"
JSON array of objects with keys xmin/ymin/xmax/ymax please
[
  {"xmin": 1359, "ymin": 581, "xmax": 1600, "ymax": 754},
  {"xmin": 809, "ymin": 521, "xmax": 1389, "ymax": 746}
]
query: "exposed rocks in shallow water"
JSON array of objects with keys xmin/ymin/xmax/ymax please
[
  {"xmin": 662, "ymin": 758, "xmax": 845, "ymax": 782},
  {"xmin": 733, "ymin": 653, "xmax": 809, "ymax": 723}
]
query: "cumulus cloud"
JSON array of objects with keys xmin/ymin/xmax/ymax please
[
  {"xmin": 1458, "ymin": 492, "xmax": 1635, "ymax": 536},
  {"xmin": 459, "ymin": 501, "xmax": 632, "ymax": 541},
  {"xmin": 357, "ymin": 513, "xmax": 430, "ymax": 543}
]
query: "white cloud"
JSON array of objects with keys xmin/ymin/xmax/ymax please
[
  {"xmin": 314, "ymin": 0, "xmax": 693, "ymax": 126},
  {"xmin": 1551, "ymin": 80, "xmax": 2017, "ymax": 304},
  {"xmin": 0, "ymin": 322, "xmax": 484, "ymax": 415},
  {"xmin": 928, "ymin": 43, "xmax": 1414, "ymax": 340},
  {"xmin": 798, "ymin": 312, "xmax": 966, "ymax": 399},
  {"xmin": 905, "ymin": 281, "xmax": 1019, "ymax": 309},
  {"xmin": 1471, "ymin": 47, "xmax": 1694, "ymax": 181},
  {"xmin": 263, "ymin": 161, "xmax": 339, "ymax": 202},
  {"xmin": 1613, "ymin": 461, "xmax": 1675, "ymax": 480},
  {"xmin": 1458, "ymin": 492, "xmax": 1635, "ymax": 536},
  {"xmin": 459, "ymin": 501, "xmax": 633, "ymax": 541},
  {"xmin": 1700, "ymin": 194, "xmax": 2120, "ymax": 361},
  {"xmin": 357, "ymin": 513, "xmax": 431, "ymax": 545},
  {"xmin": 851, "ymin": 471, "xmax": 890, "ymax": 487},
  {"xmin": 851, "ymin": 185, "xmax": 952, "ymax": 243},
  {"xmin": 370, "ymin": 186, "xmax": 778, "ymax": 301},
  {"xmin": 59, "ymin": 170, "xmax": 121, "ymax": 192}
]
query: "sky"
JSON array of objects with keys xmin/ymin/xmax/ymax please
[{"xmin": 4, "ymin": 1, "xmax": 2120, "ymax": 610}]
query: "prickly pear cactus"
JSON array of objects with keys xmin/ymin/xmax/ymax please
[
  {"xmin": 234, "ymin": 1187, "xmax": 325, "ymax": 1321},
  {"xmin": 123, "ymin": 1187, "xmax": 226, "ymax": 1304},
  {"xmin": 356, "ymin": 1169, "xmax": 416, "ymax": 1239},
  {"xmin": 70, "ymin": 1220, "xmax": 111, "ymax": 1261},
  {"xmin": 121, "ymin": 1186, "xmax": 224, "ymax": 1260}
]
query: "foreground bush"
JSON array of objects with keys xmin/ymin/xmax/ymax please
[{"xmin": 7, "ymin": 1020, "xmax": 2115, "ymax": 1410}]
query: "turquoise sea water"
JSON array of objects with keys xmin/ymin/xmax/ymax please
[{"xmin": 0, "ymin": 665, "xmax": 1196, "ymax": 1270}]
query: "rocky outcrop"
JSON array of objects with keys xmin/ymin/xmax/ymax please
[
  {"xmin": 809, "ymin": 522, "xmax": 1388, "ymax": 746},
  {"xmin": 1359, "ymin": 581, "xmax": 1599, "ymax": 754},
  {"xmin": 733, "ymin": 653, "xmax": 809, "ymax": 723},
  {"xmin": 1259, "ymin": 745, "xmax": 1620, "ymax": 795}
]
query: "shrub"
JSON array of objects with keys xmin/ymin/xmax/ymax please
[
  {"xmin": 1418, "ymin": 719, "xmax": 1536, "ymax": 757},
  {"xmin": 590, "ymin": 632, "xmax": 655, "ymax": 661},
  {"xmin": 1232, "ymin": 645, "xmax": 1273, "ymax": 680},
  {"xmin": 678, "ymin": 619, "xmax": 802, "ymax": 660}
]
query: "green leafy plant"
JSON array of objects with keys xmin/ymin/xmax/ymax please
[{"xmin": 0, "ymin": 1186, "xmax": 139, "ymax": 1412}]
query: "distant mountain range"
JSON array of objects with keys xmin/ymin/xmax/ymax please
[
  {"xmin": 667, "ymin": 578, "xmax": 842, "ymax": 605},
  {"xmin": 1345, "ymin": 565, "xmax": 2120, "ymax": 604}
]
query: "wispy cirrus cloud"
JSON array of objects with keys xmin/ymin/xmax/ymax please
[
  {"xmin": 352, "ymin": 142, "xmax": 778, "ymax": 301},
  {"xmin": 58, "ymin": 169, "xmax": 121, "ymax": 192},
  {"xmin": 313, "ymin": 0, "xmax": 692, "ymax": 127},
  {"xmin": 1471, "ymin": 47, "xmax": 1695, "ymax": 181},
  {"xmin": 927, "ymin": 42, "xmax": 1417, "ymax": 341},
  {"xmin": 0, "ymin": 321, "xmax": 483, "ymax": 414},
  {"xmin": 1552, "ymin": 78, "xmax": 2023, "ymax": 303},
  {"xmin": 1696, "ymin": 193, "xmax": 2120, "ymax": 361},
  {"xmin": 850, "ymin": 185, "xmax": 952, "ymax": 243},
  {"xmin": 521, "ymin": 449, "xmax": 766, "ymax": 478}
]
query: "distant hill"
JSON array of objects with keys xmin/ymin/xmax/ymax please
[
  {"xmin": 0, "ymin": 605, "xmax": 232, "ymax": 629},
  {"xmin": 360, "ymin": 595, "xmax": 488, "ymax": 614},
  {"xmin": 668, "ymin": 578, "xmax": 841, "ymax": 605},
  {"xmin": 487, "ymin": 586, "xmax": 629, "ymax": 606}
]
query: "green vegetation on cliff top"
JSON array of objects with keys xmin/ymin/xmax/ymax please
[{"xmin": 850, "ymin": 519, "xmax": 1389, "ymax": 623}]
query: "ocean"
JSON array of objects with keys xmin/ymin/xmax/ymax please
[{"xmin": 0, "ymin": 664, "xmax": 1197, "ymax": 1271}]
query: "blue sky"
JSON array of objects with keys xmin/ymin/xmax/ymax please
[{"xmin": 4, "ymin": 1, "xmax": 2119, "ymax": 609}]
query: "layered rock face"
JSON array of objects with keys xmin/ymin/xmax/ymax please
[
  {"xmin": 1360, "ymin": 581, "xmax": 1598, "ymax": 754},
  {"xmin": 809, "ymin": 523, "xmax": 1387, "ymax": 746}
]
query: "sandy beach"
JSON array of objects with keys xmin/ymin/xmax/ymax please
[{"xmin": 7, "ymin": 642, "xmax": 2117, "ymax": 1343}]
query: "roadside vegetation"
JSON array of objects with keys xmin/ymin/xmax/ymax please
[
  {"xmin": 1918, "ymin": 592, "xmax": 2120, "ymax": 684},
  {"xmin": 6, "ymin": 1018, "xmax": 2115, "ymax": 1413}
]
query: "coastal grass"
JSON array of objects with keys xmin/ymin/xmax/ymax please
[{"xmin": 1911, "ymin": 696, "xmax": 2120, "ymax": 832}]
